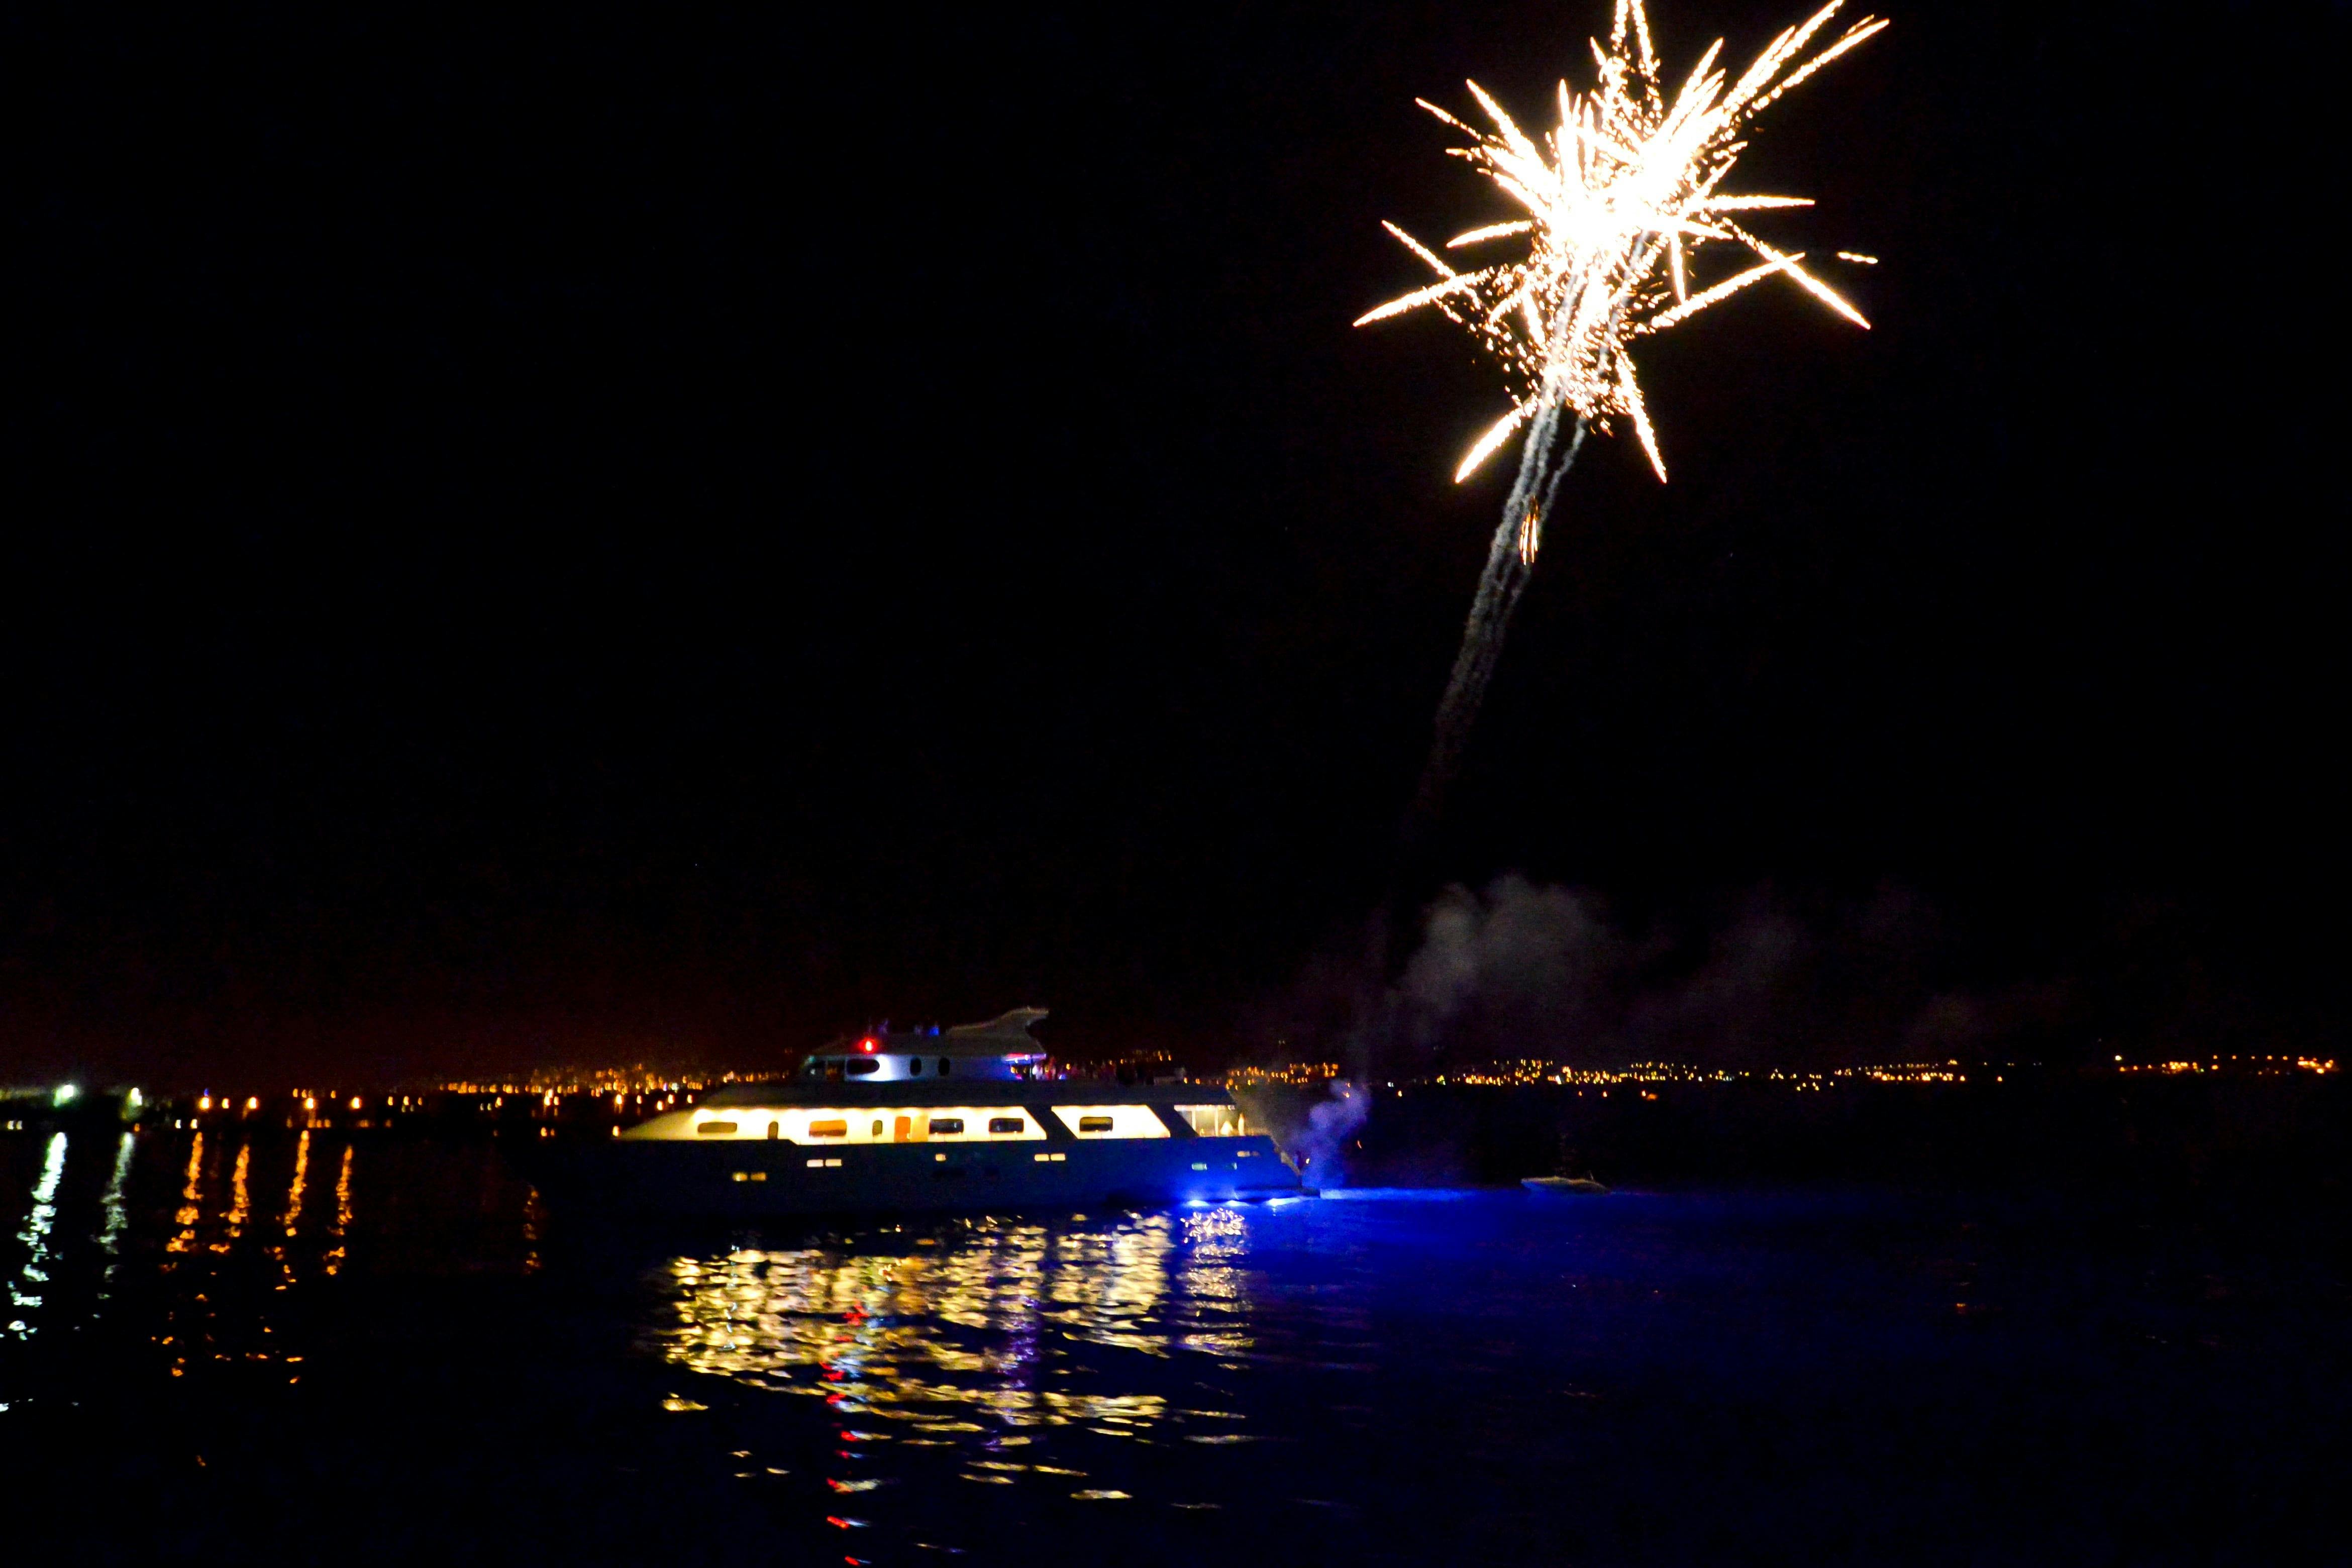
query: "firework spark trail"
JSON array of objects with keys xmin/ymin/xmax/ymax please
[
  {"xmin": 1364, "ymin": 0, "xmax": 1884, "ymax": 856},
  {"xmin": 1409, "ymin": 407, "xmax": 1585, "ymax": 840}
]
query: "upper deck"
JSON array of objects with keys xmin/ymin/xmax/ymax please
[{"xmin": 791, "ymin": 1006, "xmax": 1056, "ymax": 1084}]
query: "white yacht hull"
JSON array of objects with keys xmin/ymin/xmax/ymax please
[{"xmin": 555, "ymin": 1129, "xmax": 1301, "ymax": 1216}]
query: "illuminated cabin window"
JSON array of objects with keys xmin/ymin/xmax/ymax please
[
  {"xmin": 1051, "ymin": 1105, "xmax": 1171, "ymax": 1139},
  {"xmin": 845, "ymin": 1059, "xmax": 880, "ymax": 1077},
  {"xmin": 696, "ymin": 1121, "xmax": 739, "ymax": 1136},
  {"xmin": 1173, "ymin": 1104, "xmax": 1248, "ymax": 1137},
  {"xmin": 807, "ymin": 1119, "xmax": 849, "ymax": 1138},
  {"xmin": 909, "ymin": 1109, "xmax": 1040, "ymax": 1141}
]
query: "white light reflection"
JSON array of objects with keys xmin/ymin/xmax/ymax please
[
  {"xmin": 1174, "ymin": 1205, "xmax": 1255, "ymax": 1360},
  {"xmin": 96, "ymin": 1130, "xmax": 136, "ymax": 1298},
  {"xmin": 8, "ymin": 1132, "xmax": 68, "ymax": 1337}
]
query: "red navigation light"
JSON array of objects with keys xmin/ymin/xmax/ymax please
[{"xmin": 858, "ymin": 1037, "xmax": 878, "ymax": 1054}]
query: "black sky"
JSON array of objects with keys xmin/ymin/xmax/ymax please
[{"xmin": 5, "ymin": 2, "xmax": 2345, "ymax": 1086}]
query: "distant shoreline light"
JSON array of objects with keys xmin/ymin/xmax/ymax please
[{"xmin": 89, "ymin": 1054, "xmax": 2336, "ymax": 1109}]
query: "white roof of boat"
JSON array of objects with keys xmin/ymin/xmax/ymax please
[{"xmin": 805, "ymin": 1007, "xmax": 1053, "ymax": 1057}]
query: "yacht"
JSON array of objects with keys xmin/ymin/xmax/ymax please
[{"xmin": 595, "ymin": 1010, "xmax": 1303, "ymax": 1214}]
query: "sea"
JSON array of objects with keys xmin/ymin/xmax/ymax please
[{"xmin": 3, "ymin": 1125, "xmax": 2344, "ymax": 1563}]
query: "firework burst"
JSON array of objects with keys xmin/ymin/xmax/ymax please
[
  {"xmin": 1360, "ymin": 0, "xmax": 1885, "ymax": 497},
  {"xmin": 1368, "ymin": 0, "xmax": 1885, "ymax": 862}
]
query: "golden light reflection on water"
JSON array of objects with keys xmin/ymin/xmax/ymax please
[
  {"xmin": 271, "ymin": 1130, "xmax": 309, "ymax": 1290},
  {"xmin": 165, "ymin": 1131, "xmax": 204, "ymax": 1259},
  {"xmin": 646, "ymin": 1208, "xmax": 1265, "ymax": 1446},
  {"xmin": 285, "ymin": 1130, "xmax": 310, "ymax": 1238},
  {"xmin": 324, "ymin": 1143, "xmax": 354, "ymax": 1276},
  {"xmin": 2, "ymin": 1133, "xmax": 559, "ymax": 1411},
  {"xmin": 215, "ymin": 1142, "xmax": 251, "ymax": 1253}
]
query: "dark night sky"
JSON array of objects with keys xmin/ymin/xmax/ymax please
[{"xmin": 4, "ymin": 2, "xmax": 2344, "ymax": 1086}]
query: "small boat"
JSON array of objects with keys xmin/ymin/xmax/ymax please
[
  {"xmin": 559, "ymin": 1009, "xmax": 1305, "ymax": 1215},
  {"xmin": 1520, "ymin": 1176, "xmax": 1609, "ymax": 1194}
]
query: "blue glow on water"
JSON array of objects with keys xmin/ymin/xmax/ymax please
[
  {"xmin": 1312, "ymin": 1184, "xmax": 1489, "ymax": 1199},
  {"xmin": 0, "ymin": 1134, "xmax": 2346, "ymax": 1563}
]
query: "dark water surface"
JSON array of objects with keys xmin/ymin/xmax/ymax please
[{"xmin": 4, "ymin": 1127, "xmax": 2345, "ymax": 1563}]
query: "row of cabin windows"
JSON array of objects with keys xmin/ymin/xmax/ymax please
[
  {"xmin": 692, "ymin": 1106, "xmax": 1243, "ymax": 1139},
  {"xmin": 803, "ymin": 1116, "xmax": 1026, "ymax": 1137},
  {"xmin": 696, "ymin": 1114, "xmax": 1028, "ymax": 1138}
]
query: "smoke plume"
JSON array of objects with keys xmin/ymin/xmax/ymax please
[
  {"xmin": 1288, "ymin": 1080, "xmax": 1373, "ymax": 1182},
  {"xmin": 1268, "ymin": 875, "xmax": 2099, "ymax": 1087}
]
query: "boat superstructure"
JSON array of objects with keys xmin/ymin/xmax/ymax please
[{"xmin": 593, "ymin": 1009, "xmax": 1302, "ymax": 1214}]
